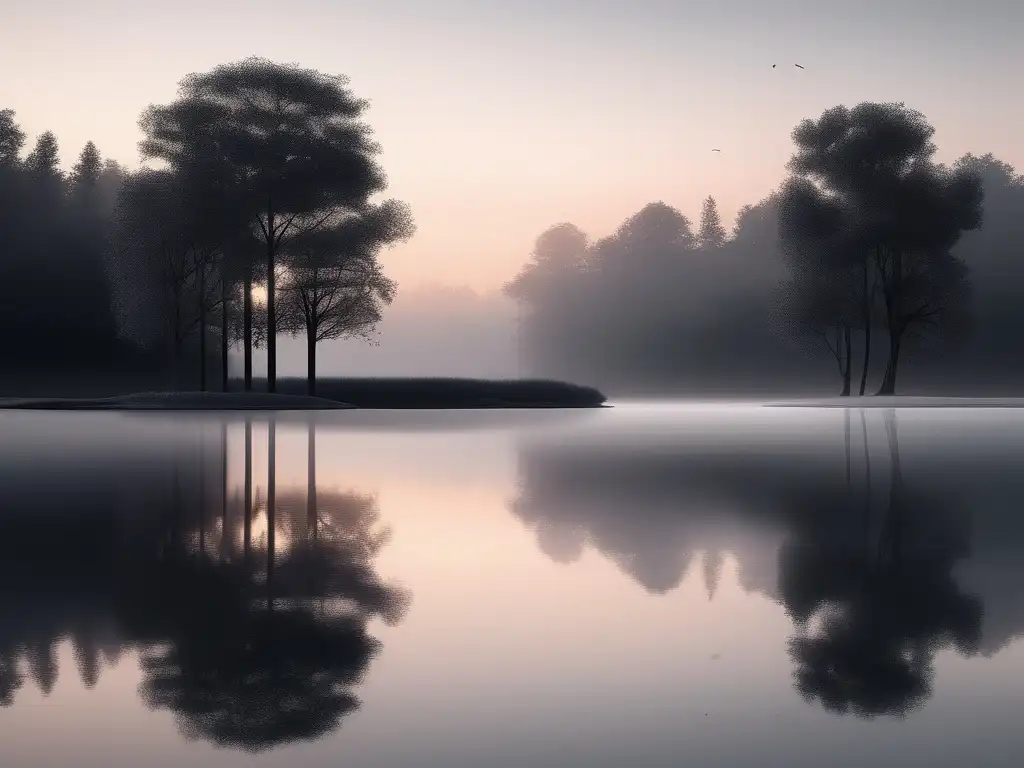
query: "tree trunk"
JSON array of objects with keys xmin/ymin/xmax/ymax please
[
  {"xmin": 173, "ymin": 284, "xmax": 182, "ymax": 390},
  {"xmin": 266, "ymin": 197, "xmax": 276, "ymax": 394},
  {"xmin": 199, "ymin": 257, "xmax": 206, "ymax": 392},
  {"xmin": 844, "ymin": 408, "xmax": 851, "ymax": 489},
  {"xmin": 243, "ymin": 417, "xmax": 252, "ymax": 564},
  {"xmin": 267, "ymin": 419, "xmax": 276, "ymax": 607},
  {"xmin": 307, "ymin": 420, "xmax": 317, "ymax": 541},
  {"xmin": 858, "ymin": 256, "xmax": 873, "ymax": 396},
  {"xmin": 860, "ymin": 408, "xmax": 872, "ymax": 559},
  {"xmin": 220, "ymin": 277, "xmax": 229, "ymax": 392},
  {"xmin": 198, "ymin": 437, "xmax": 205, "ymax": 556},
  {"xmin": 876, "ymin": 249, "xmax": 903, "ymax": 396},
  {"xmin": 243, "ymin": 276, "xmax": 253, "ymax": 391},
  {"xmin": 307, "ymin": 323, "xmax": 316, "ymax": 396},
  {"xmin": 876, "ymin": 331, "xmax": 902, "ymax": 395},
  {"xmin": 840, "ymin": 325, "xmax": 852, "ymax": 396},
  {"xmin": 220, "ymin": 421, "xmax": 229, "ymax": 563}
]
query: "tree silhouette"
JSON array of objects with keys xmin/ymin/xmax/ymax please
[
  {"xmin": 279, "ymin": 200, "xmax": 410, "ymax": 394},
  {"xmin": 775, "ymin": 177, "xmax": 867, "ymax": 394},
  {"xmin": 511, "ymin": 412, "xmax": 992, "ymax": 717},
  {"xmin": 0, "ymin": 109, "xmax": 25, "ymax": 166},
  {"xmin": 780, "ymin": 411, "xmax": 983, "ymax": 717},
  {"xmin": 119, "ymin": 417, "xmax": 410, "ymax": 752},
  {"xmin": 138, "ymin": 57, "xmax": 394, "ymax": 392},
  {"xmin": 782, "ymin": 102, "xmax": 983, "ymax": 394},
  {"xmin": 697, "ymin": 195, "xmax": 727, "ymax": 249}
]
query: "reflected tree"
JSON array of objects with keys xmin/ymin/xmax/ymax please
[
  {"xmin": 0, "ymin": 419, "xmax": 409, "ymax": 754},
  {"xmin": 122, "ymin": 417, "xmax": 410, "ymax": 752},
  {"xmin": 511, "ymin": 415, "xmax": 990, "ymax": 718},
  {"xmin": 780, "ymin": 409, "xmax": 983, "ymax": 717}
]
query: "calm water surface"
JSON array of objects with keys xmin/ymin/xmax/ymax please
[{"xmin": 2, "ymin": 404, "xmax": 1024, "ymax": 767}]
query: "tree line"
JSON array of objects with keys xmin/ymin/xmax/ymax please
[
  {"xmin": 0, "ymin": 57, "xmax": 413, "ymax": 395},
  {"xmin": 508, "ymin": 102, "xmax": 1024, "ymax": 396}
]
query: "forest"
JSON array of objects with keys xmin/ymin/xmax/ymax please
[
  {"xmin": 0, "ymin": 57, "xmax": 413, "ymax": 396},
  {"xmin": 3, "ymin": 58, "xmax": 1023, "ymax": 397},
  {"xmin": 508, "ymin": 104, "xmax": 1024, "ymax": 396}
]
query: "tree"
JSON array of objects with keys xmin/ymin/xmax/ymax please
[
  {"xmin": 782, "ymin": 102, "xmax": 983, "ymax": 394},
  {"xmin": 869, "ymin": 162, "xmax": 981, "ymax": 393},
  {"xmin": 777, "ymin": 177, "xmax": 869, "ymax": 394},
  {"xmin": 697, "ymin": 195, "xmax": 727, "ymax": 248},
  {"xmin": 0, "ymin": 109, "xmax": 25, "ymax": 167},
  {"xmin": 138, "ymin": 57, "xmax": 390, "ymax": 392},
  {"xmin": 595, "ymin": 201, "xmax": 696, "ymax": 271},
  {"xmin": 109, "ymin": 169, "xmax": 208, "ymax": 368},
  {"xmin": 69, "ymin": 141, "xmax": 102, "ymax": 197},
  {"xmin": 504, "ymin": 222, "xmax": 590, "ymax": 306},
  {"xmin": 24, "ymin": 131, "xmax": 61, "ymax": 177},
  {"xmin": 280, "ymin": 200, "xmax": 411, "ymax": 394}
]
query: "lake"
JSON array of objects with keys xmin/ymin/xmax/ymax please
[{"xmin": 1, "ymin": 403, "xmax": 1023, "ymax": 767}]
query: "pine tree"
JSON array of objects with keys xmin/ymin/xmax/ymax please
[
  {"xmin": 0, "ymin": 109, "xmax": 25, "ymax": 167},
  {"xmin": 25, "ymin": 131, "xmax": 61, "ymax": 177},
  {"xmin": 697, "ymin": 195, "xmax": 727, "ymax": 248},
  {"xmin": 70, "ymin": 141, "xmax": 102, "ymax": 196}
]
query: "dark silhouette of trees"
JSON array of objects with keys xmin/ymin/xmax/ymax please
[
  {"xmin": 510, "ymin": 409, "xmax": 994, "ymax": 717},
  {"xmin": 0, "ymin": 115, "xmax": 126, "ymax": 384},
  {"xmin": 137, "ymin": 57, "xmax": 395, "ymax": 393},
  {"xmin": 503, "ymin": 101, "xmax": 1024, "ymax": 397},
  {"xmin": 0, "ymin": 417, "xmax": 409, "ymax": 752},
  {"xmin": 109, "ymin": 170, "xmax": 210, "ymax": 371},
  {"xmin": 781, "ymin": 411, "xmax": 982, "ymax": 717},
  {"xmin": 279, "ymin": 200, "xmax": 411, "ymax": 394},
  {"xmin": 697, "ymin": 195, "xmax": 727, "ymax": 249},
  {"xmin": 506, "ymin": 195, "xmax": 795, "ymax": 395},
  {"xmin": 775, "ymin": 177, "xmax": 866, "ymax": 394},
  {"xmin": 504, "ymin": 222, "xmax": 590, "ymax": 306},
  {"xmin": 778, "ymin": 102, "xmax": 983, "ymax": 394}
]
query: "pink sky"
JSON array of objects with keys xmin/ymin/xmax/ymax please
[{"xmin": 3, "ymin": 0, "xmax": 1021, "ymax": 292}]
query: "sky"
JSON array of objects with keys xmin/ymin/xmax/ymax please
[{"xmin": 3, "ymin": 0, "xmax": 1022, "ymax": 293}]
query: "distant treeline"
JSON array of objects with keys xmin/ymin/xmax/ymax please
[
  {"xmin": 0, "ymin": 57, "xmax": 412, "ymax": 396},
  {"xmin": 508, "ymin": 103, "xmax": 1024, "ymax": 396}
]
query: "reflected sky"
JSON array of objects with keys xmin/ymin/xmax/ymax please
[{"xmin": 1, "ymin": 405, "xmax": 1024, "ymax": 767}]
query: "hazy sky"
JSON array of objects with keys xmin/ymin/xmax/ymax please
[{"xmin": 3, "ymin": 0, "xmax": 1022, "ymax": 292}]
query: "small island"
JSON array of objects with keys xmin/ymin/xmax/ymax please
[{"xmin": 0, "ymin": 378, "xmax": 607, "ymax": 410}]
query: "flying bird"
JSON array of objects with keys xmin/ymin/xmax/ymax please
[
  {"xmin": 712, "ymin": 149, "xmax": 721, "ymax": 152},
  {"xmin": 772, "ymin": 64, "xmax": 776, "ymax": 68},
  {"xmin": 794, "ymin": 64, "xmax": 804, "ymax": 69}
]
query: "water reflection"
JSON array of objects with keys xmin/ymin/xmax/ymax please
[
  {"xmin": 512, "ymin": 408, "xmax": 1009, "ymax": 719},
  {"xmin": 0, "ymin": 417, "xmax": 410, "ymax": 752}
]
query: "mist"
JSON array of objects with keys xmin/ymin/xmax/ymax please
[{"xmin": 247, "ymin": 285, "xmax": 520, "ymax": 380}]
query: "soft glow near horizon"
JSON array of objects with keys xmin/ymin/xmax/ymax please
[{"xmin": 3, "ymin": 0, "xmax": 1022, "ymax": 293}]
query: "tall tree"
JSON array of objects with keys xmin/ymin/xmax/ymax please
[
  {"xmin": 869, "ymin": 163, "xmax": 980, "ymax": 393},
  {"xmin": 782, "ymin": 102, "xmax": 983, "ymax": 394},
  {"xmin": 697, "ymin": 195, "xmax": 727, "ymax": 249},
  {"xmin": 138, "ymin": 57, "xmax": 390, "ymax": 392},
  {"xmin": 777, "ymin": 177, "xmax": 868, "ymax": 394}
]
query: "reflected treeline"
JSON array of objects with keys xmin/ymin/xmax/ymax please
[
  {"xmin": 511, "ymin": 410, "xmax": 1012, "ymax": 719},
  {"xmin": 0, "ymin": 419, "xmax": 409, "ymax": 752}
]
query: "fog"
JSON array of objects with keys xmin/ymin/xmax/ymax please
[{"xmin": 250, "ymin": 285, "xmax": 520, "ymax": 380}]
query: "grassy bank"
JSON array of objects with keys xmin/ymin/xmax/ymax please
[{"xmin": 229, "ymin": 377, "xmax": 607, "ymax": 408}]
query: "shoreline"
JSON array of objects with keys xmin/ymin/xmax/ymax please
[{"xmin": 765, "ymin": 396, "xmax": 1024, "ymax": 408}]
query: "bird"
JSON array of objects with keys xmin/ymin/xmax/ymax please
[
  {"xmin": 772, "ymin": 64, "xmax": 776, "ymax": 68},
  {"xmin": 712, "ymin": 149, "xmax": 721, "ymax": 152},
  {"xmin": 794, "ymin": 64, "xmax": 804, "ymax": 69}
]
